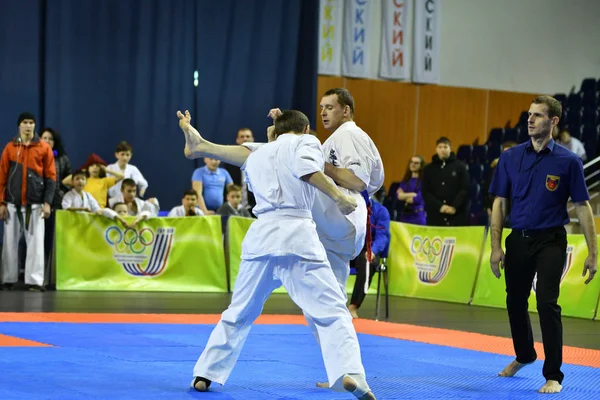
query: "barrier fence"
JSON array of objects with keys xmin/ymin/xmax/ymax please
[{"xmin": 55, "ymin": 212, "xmax": 600, "ymax": 320}]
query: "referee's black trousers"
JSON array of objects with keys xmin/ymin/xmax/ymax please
[{"xmin": 504, "ymin": 227, "xmax": 567, "ymax": 383}]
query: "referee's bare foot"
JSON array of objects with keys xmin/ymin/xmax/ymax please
[
  {"xmin": 316, "ymin": 381, "xmax": 329, "ymax": 388},
  {"xmin": 348, "ymin": 304, "xmax": 359, "ymax": 319},
  {"xmin": 342, "ymin": 375, "xmax": 376, "ymax": 400},
  {"xmin": 176, "ymin": 110, "xmax": 203, "ymax": 159},
  {"xmin": 538, "ymin": 380, "xmax": 562, "ymax": 394},
  {"xmin": 498, "ymin": 359, "xmax": 532, "ymax": 377},
  {"xmin": 191, "ymin": 376, "xmax": 212, "ymax": 392}
]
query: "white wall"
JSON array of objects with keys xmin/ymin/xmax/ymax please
[
  {"xmin": 439, "ymin": 0, "xmax": 600, "ymax": 94},
  {"xmin": 350, "ymin": 0, "xmax": 600, "ymax": 94}
]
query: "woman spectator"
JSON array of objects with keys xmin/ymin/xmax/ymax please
[{"xmin": 396, "ymin": 155, "xmax": 426, "ymax": 225}]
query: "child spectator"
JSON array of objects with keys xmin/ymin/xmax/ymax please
[
  {"xmin": 168, "ymin": 190, "xmax": 204, "ymax": 217},
  {"xmin": 107, "ymin": 141, "xmax": 149, "ymax": 199},
  {"xmin": 61, "ymin": 170, "xmax": 102, "ymax": 214},
  {"xmin": 63, "ymin": 153, "xmax": 124, "ymax": 207},
  {"xmin": 217, "ymin": 184, "xmax": 252, "ymax": 218}
]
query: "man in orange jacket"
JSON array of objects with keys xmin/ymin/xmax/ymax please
[{"xmin": 0, "ymin": 112, "xmax": 57, "ymax": 291}]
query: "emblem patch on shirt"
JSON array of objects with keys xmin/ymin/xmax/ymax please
[
  {"xmin": 329, "ymin": 149, "xmax": 339, "ymax": 167},
  {"xmin": 546, "ymin": 175, "xmax": 560, "ymax": 191}
]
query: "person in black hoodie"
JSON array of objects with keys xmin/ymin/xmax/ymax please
[{"xmin": 422, "ymin": 136, "xmax": 469, "ymax": 226}]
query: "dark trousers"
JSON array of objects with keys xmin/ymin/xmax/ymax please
[
  {"xmin": 504, "ymin": 227, "xmax": 567, "ymax": 383},
  {"xmin": 349, "ymin": 249, "xmax": 379, "ymax": 308}
]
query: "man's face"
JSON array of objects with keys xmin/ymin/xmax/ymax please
[
  {"xmin": 115, "ymin": 151, "xmax": 132, "ymax": 165},
  {"xmin": 41, "ymin": 131, "xmax": 55, "ymax": 149},
  {"xmin": 236, "ymin": 129, "xmax": 254, "ymax": 145},
  {"xmin": 436, "ymin": 142, "xmax": 451, "ymax": 160},
  {"xmin": 19, "ymin": 119, "xmax": 35, "ymax": 138},
  {"xmin": 182, "ymin": 194, "xmax": 198, "ymax": 210},
  {"xmin": 227, "ymin": 190, "xmax": 242, "ymax": 209},
  {"xmin": 122, "ymin": 185, "xmax": 137, "ymax": 202},
  {"xmin": 204, "ymin": 158, "xmax": 220, "ymax": 171},
  {"xmin": 320, "ymin": 94, "xmax": 349, "ymax": 132},
  {"xmin": 73, "ymin": 175, "xmax": 87, "ymax": 191},
  {"xmin": 114, "ymin": 204, "xmax": 128, "ymax": 216},
  {"xmin": 528, "ymin": 103, "xmax": 555, "ymax": 137}
]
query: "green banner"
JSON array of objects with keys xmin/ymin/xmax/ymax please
[
  {"xmin": 56, "ymin": 211, "xmax": 227, "ymax": 292},
  {"xmin": 387, "ymin": 222, "xmax": 486, "ymax": 304},
  {"xmin": 472, "ymin": 230, "xmax": 600, "ymax": 319},
  {"xmin": 226, "ymin": 216, "xmax": 375, "ymax": 295}
]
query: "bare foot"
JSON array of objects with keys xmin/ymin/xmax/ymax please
[
  {"xmin": 190, "ymin": 377, "xmax": 211, "ymax": 392},
  {"xmin": 316, "ymin": 381, "xmax": 329, "ymax": 388},
  {"xmin": 498, "ymin": 359, "xmax": 532, "ymax": 377},
  {"xmin": 342, "ymin": 375, "xmax": 376, "ymax": 400},
  {"xmin": 348, "ymin": 304, "xmax": 359, "ymax": 319},
  {"xmin": 538, "ymin": 380, "xmax": 562, "ymax": 394},
  {"xmin": 176, "ymin": 110, "xmax": 203, "ymax": 159}
]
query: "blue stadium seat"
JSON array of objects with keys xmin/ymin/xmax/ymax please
[
  {"xmin": 553, "ymin": 93, "xmax": 567, "ymax": 106},
  {"xmin": 457, "ymin": 145, "xmax": 472, "ymax": 163},
  {"xmin": 581, "ymin": 78, "xmax": 597, "ymax": 107},
  {"xmin": 158, "ymin": 210, "xmax": 169, "ymax": 217},
  {"xmin": 516, "ymin": 127, "xmax": 529, "ymax": 143},
  {"xmin": 504, "ymin": 128, "xmax": 518, "ymax": 143},
  {"xmin": 567, "ymin": 93, "xmax": 582, "ymax": 110},
  {"xmin": 487, "ymin": 128, "xmax": 504, "ymax": 145},
  {"xmin": 482, "ymin": 164, "xmax": 492, "ymax": 182},
  {"xmin": 583, "ymin": 106, "xmax": 598, "ymax": 126},
  {"xmin": 566, "ymin": 106, "xmax": 582, "ymax": 128},
  {"xmin": 471, "ymin": 145, "xmax": 487, "ymax": 164},
  {"xmin": 487, "ymin": 143, "xmax": 502, "ymax": 163},
  {"xmin": 469, "ymin": 164, "xmax": 484, "ymax": 184}
]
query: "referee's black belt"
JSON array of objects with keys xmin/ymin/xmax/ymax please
[{"xmin": 514, "ymin": 226, "xmax": 565, "ymax": 238}]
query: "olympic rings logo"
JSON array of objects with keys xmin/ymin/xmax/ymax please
[
  {"xmin": 105, "ymin": 226, "xmax": 155, "ymax": 254},
  {"xmin": 410, "ymin": 236, "xmax": 442, "ymax": 264}
]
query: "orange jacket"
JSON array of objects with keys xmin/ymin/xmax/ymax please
[{"xmin": 0, "ymin": 135, "xmax": 57, "ymax": 206}]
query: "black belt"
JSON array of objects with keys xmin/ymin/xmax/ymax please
[{"xmin": 514, "ymin": 227, "xmax": 564, "ymax": 238}]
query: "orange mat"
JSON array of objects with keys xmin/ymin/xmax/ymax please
[{"xmin": 1, "ymin": 312, "xmax": 598, "ymax": 368}]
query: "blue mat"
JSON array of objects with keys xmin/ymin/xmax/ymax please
[{"xmin": 0, "ymin": 323, "xmax": 598, "ymax": 399}]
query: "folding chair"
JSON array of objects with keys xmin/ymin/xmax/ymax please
[{"xmin": 374, "ymin": 257, "xmax": 389, "ymax": 321}]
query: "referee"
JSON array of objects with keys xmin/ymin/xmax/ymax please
[{"xmin": 488, "ymin": 96, "xmax": 598, "ymax": 394}]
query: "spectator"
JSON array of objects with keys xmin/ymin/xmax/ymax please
[
  {"xmin": 107, "ymin": 141, "xmax": 149, "ymax": 199},
  {"xmin": 63, "ymin": 153, "xmax": 124, "ymax": 207},
  {"xmin": 108, "ymin": 178, "xmax": 159, "ymax": 218},
  {"xmin": 0, "ymin": 112, "xmax": 56, "ymax": 291},
  {"xmin": 217, "ymin": 184, "xmax": 252, "ymax": 217},
  {"xmin": 168, "ymin": 189, "xmax": 204, "ymax": 217},
  {"xmin": 221, "ymin": 128, "xmax": 256, "ymax": 214},
  {"xmin": 557, "ymin": 129, "xmax": 586, "ymax": 161},
  {"xmin": 422, "ymin": 137, "xmax": 469, "ymax": 226},
  {"xmin": 396, "ymin": 155, "xmax": 426, "ymax": 225},
  {"xmin": 40, "ymin": 127, "xmax": 72, "ymax": 271},
  {"xmin": 347, "ymin": 196, "xmax": 391, "ymax": 319},
  {"xmin": 61, "ymin": 170, "xmax": 103, "ymax": 215},
  {"xmin": 192, "ymin": 157, "xmax": 233, "ymax": 214}
]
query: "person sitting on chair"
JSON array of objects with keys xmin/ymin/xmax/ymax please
[{"xmin": 348, "ymin": 188, "xmax": 391, "ymax": 319}]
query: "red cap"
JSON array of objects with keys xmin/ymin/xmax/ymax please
[{"xmin": 80, "ymin": 153, "xmax": 107, "ymax": 171}]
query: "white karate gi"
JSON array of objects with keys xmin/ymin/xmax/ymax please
[
  {"xmin": 192, "ymin": 134, "xmax": 368, "ymax": 392},
  {"xmin": 108, "ymin": 195, "xmax": 159, "ymax": 218},
  {"xmin": 167, "ymin": 205, "xmax": 204, "ymax": 217},
  {"xmin": 312, "ymin": 121, "xmax": 384, "ymax": 293},
  {"xmin": 62, "ymin": 189, "xmax": 102, "ymax": 212},
  {"xmin": 106, "ymin": 163, "xmax": 149, "ymax": 198}
]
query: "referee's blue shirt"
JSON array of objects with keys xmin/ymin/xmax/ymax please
[{"xmin": 489, "ymin": 139, "xmax": 589, "ymax": 230}]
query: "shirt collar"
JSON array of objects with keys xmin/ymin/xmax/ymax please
[{"xmin": 526, "ymin": 138, "xmax": 555, "ymax": 153}]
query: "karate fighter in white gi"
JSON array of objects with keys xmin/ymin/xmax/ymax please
[{"xmin": 177, "ymin": 109, "xmax": 376, "ymax": 400}]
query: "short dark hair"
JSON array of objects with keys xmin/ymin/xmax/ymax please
[
  {"xmin": 183, "ymin": 189, "xmax": 198, "ymax": 198},
  {"xmin": 226, "ymin": 184, "xmax": 242, "ymax": 195},
  {"xmin": 436, "ymin": 136, "xmax": 451, "ymax": 145},
  {"xmin": 72, "ymin": 169, "xmax": 88, "ymax": 179},
  {"xmin": 323, "ymin": 88, "xmax": 355, "ymax": 116},
  {"xmin": 532, "ymin": 96, "xmax": 562, "ymax": 120},
  {"xmin": 121, "ymin": 178, "xmax": 136, "ymax": 190},
  {"xmin": 115, "ymin": 141, "xmax": 133, "ymax": 153},
  {"xmin": 274, "ymin": 110, "xmax": 310, "ymax": 136},
  {"xmin": 112, "ymin": 202, "xmax": 126, "ymax": 210}
]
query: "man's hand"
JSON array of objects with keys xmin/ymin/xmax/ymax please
[
  {"xmin": 582, "ymin": 255, "xmax": 598, "ymax": 284},
  {"xmin": 335, "ymin": 194, "xmax": 358, "ymax": 215},
  {"xmin": 406, "ymin": 196, "xmax": 414, "ymax": 204},
  {"xmin": 490, "ymin": 247, "xmax": 505, "ymax": 279},
  {"xmin": 267, "ymin": 108, "xmax": 282, "ymax": 121},
  {"xmin": 42, "ymin": 203, "xmax": 51, "ymax": 219},
  {"xmin": 447, "ymin": 206, "xmax": 456, "ymax": 215},
  {"xmin": 440, "ymin": 205, "xmax": 450, "ymax": 214},
  {"xmin": 0, "ymin": 205, "xmax": 8, "ymax": 221}
]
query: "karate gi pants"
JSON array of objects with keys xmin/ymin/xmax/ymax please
[
  {"xmin": 192, "ymin": 255, "xmax": 366, "ymax": 391},
  {"xmin": 2, "ymin": 204, "xmax": 45, "ymax": 286}
]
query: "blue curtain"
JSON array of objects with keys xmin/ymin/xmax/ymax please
[
  {"xmin": 44, "ymin": 0, "xmax": 196, "ymax": 207},
  {"xmin": 1, "ymin": 0, "xmax": 318, "ymax": 210},
  {"xmin": 0, "ymin": 0, "xmax": 41, "ymax": 136}
]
